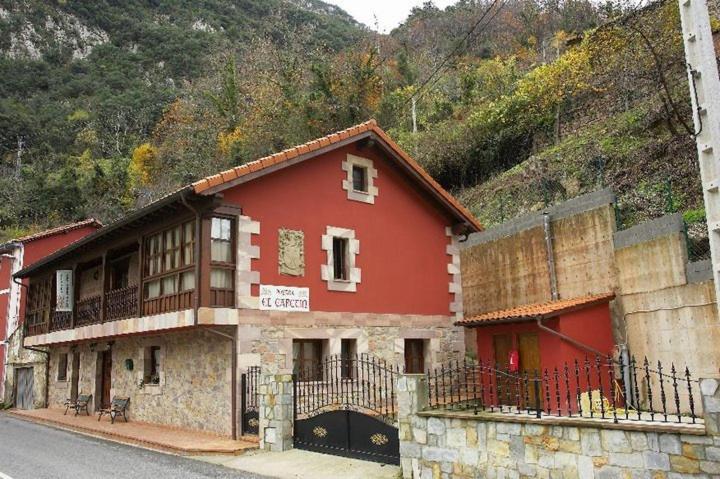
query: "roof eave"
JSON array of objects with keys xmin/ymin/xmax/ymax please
[{"xmin": 14, "ymin": 187, "xmax": 195, "ymax": 279}]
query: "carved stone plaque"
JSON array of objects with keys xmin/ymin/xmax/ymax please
[{"xmin": 278, "ymin": 229, "xmax": 305, "ymax": 276}]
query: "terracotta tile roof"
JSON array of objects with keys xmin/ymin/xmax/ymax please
[
  {"xmin": 10, "ymin": 219, "xmax": 103, "ymax": 245},
  {"xmin": 456, "ymin": 293, "xmax": 616, "ymax": 327},
  {"xmin": 192, "ymin": 119, "xmax": 482, "ymax": 231}
]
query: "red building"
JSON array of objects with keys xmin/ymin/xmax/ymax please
[
  {"xmin": 458, "ymin": 293, "xmax": 616, "ymax": 375},
  {"xmin": 14, "ymin": 120, "xmax": 481, "ymax": 437},
  {"xmin": 1, "ymin": 220, "xmax": 101, "ymax": 404}
]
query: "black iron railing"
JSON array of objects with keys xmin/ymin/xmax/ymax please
[
  {"xmin": 75, "ymin": 295, "xmax": 102, "ymax": 327},
  {"xmin": 49, "ymin": 310, "xmax": 72, "ymax": 331},
  {"xmin": 426, "ymin": 356, "xmax": 699, "ymax": 424},
  {"xmin": 294, "ymin": 354, "xmax": 400, "ymax": 423},
  {"xmin": 105, "ymin": 286, "xmax": 138, "ymax": 321}
]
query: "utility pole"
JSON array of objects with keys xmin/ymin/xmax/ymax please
[
  {"xmin": 679, "ymin": 0, "xmax": 720, "ymax": 316},
  {"xmin": 411, "ymin": 96, "xmax": 417, "ymax": 134}
]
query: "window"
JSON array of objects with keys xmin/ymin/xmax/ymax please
[
  {"xmin": 110, "ymin": 258, "xmax": 130, "ymax": 290},
  {"xmin": 211, "ymin": 217, "xmax": 233, "ymax": 263},
  {"xmin": 144, "ymin": 346, "xmax": 161, "ymax": 385},
  {"xmin": 342, "ymin": 154, "xmax": 378, "ymax": 204},
  {"xmin": 210, "ymin": 217, "xmax": 235, "ymax": 306},
  {"xmin": 142, "ymin": 220, "xmax": 195, "ymax": 302},
  {"xmin": 293, "ymin": 339, "xmax": 324, "ymax": 380},
  {"xmin": 332, "ymin": 237, "xmax": 348, "ymax": 281},
  {"xmin": 341, "ymin": 339, "xmax": 357, "ymax": 379},
  {"xmin": 321, "ymin": 226, "xmax": 361, "ymax": 292},
  {"xmin": 404, "ymin": 339, "xmax": 425, "ymax": 374},
  {"xmin": 352, "ymin": 165, "xmax": 368, "ymax": 193},
  {"xmin": 57, "ymin": 353, "xmax": 68, "ymax": 381}
]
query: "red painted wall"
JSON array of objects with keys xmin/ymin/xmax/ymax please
[
  {"xmin": 473, "ymin": 303, "xmax": 615, "ymax": 372},
  {"xmin": 472, "ymin": 303, "xmax": 615, "ymax": 412},
  {"xmin": 221, "ymin": 142, "xmax": 456, "ymax": 316},
  {"xmin": 1, "ymin": 224, "xmax": 98, "ymax": 395}
]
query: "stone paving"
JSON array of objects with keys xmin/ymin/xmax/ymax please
[{"xmin": 9, "ymin": 408, "xmax": 258, "ymax": 455}]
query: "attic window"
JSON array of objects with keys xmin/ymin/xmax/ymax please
[
  {"xmin": 342, "ymin": 154, "xmax": 378, "ymax": 204},
  {"xmin": 352, "ymin": 165, "xmax": 368, "ymax": 193}
]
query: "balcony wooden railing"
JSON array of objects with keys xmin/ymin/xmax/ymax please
[
  {"xmin": 106, "ymin": 286, "xmax": 138, "ymax": 321},
  {"xmin": 49, "ymin": 310, "xmax": 72, "ymax": 332},
  {"xmin": 26, "ymin": 311, "xmax": 47, "ymax": 336},
  {"xmin": 75, "ymin": 295, "xmax": 102, "ymax": 327}
]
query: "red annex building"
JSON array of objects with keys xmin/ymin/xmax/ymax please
[{"xmin": 1, "ymin": 220, "xmax": 101, "ymax": 403}]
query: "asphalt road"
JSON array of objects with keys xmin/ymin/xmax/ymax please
[{"xmin": 0, "ymin": 414, "xmax": 269, "ymax": 479}]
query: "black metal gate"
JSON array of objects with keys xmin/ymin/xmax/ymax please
[
  {"xmin": 293, "ymin": 354, "xmax": 400, "ymax": 465},
  {"xmin": 241, "ymin": 366, "xmax": 260, "ymax": 435}
]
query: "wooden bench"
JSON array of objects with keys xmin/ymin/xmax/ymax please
[
  {"xmin": 64, "ymin": 394, "xmax": 92, "ymax": 416},
  {"xmin": 97, "ymin": 397, "xmax": 130, "ymax": 424}
]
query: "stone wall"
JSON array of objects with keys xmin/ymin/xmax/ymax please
[
  {"xmin": 3, "ymin": 327, "xmax": 47, "ymax": 408},
  {"xmin": 228, "ymin": 309, "xmax": 463, "ymax": 373},
  {"xmin": 47, "ymin": 329, "xmax": 233, "ymax": 436},
  {"xmin": 398, "ymin": 374, "xmax": 720, "ymax": 479}
]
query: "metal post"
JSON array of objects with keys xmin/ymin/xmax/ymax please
[{"xmin": 679, "ymin": 0, "xmax": 720, "ymax": 318}]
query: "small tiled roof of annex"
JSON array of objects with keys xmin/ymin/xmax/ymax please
[
  {"xmin": 456, "ymin": 293, "xmax": 616, "ymax": 327},
  {"xmin": 191, "ymin": 119, "xmax": 482, "ymax": 232},
  {"xmin": 11, "ymin": 219, "xmax": 103, "ymax": 245}
]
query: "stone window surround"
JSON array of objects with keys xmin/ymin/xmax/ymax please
[
  {"xmin": 446, "ymin": 227, "xmax": 463, "ymax": 321},
  {"xmin": 136, "ymin": 343, "xmax": 166, "ymax": 396},
  {"xmin": 341, "ymin": 154, "xmax": 378, "ymax": 204},
  {"xmin": 236, "ymin": 215, "xmax": 261, "ymax": 309},
  {"xmin": 320, "ymin": 226, "xmax": 361, "ymax": 292}
]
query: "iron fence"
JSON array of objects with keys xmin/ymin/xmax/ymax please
[
  {"xmin": 426, "ymin": 356, "xmax": 700, "ymax": 425},
  {"xmin": 294, "ymin": 354, "xmax": 400, "ymax": 423}
]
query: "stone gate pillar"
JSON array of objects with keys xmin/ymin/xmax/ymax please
[
  {"xmin": 701, "ymin": 378, "xmax": 720, "ymax": 435},
  {"xmin": 258, "ymin": 372, "xmax": 294, "ymax": 452},
  {"xmin": 397, "ymin": 374, "xmax": 428, "ymax": 479}
]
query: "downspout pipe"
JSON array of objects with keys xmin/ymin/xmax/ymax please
[
  {"xmin": 180, "ymin": 192, "xmax": 201, "ymax": 326},
  {"xmin": 205, "ymin": 327, "xmax": 238, "ymax": 440},
  {"xmin": 13, "ymin": 276, "xmax": 50, "ymax": 408},
  {"xmin": 543, "ymin": 212, "xmax": 559, "ymax": 301},
  {"xmin": 535, "ymin": 317, "xmax": 609, "ymax": 359}
]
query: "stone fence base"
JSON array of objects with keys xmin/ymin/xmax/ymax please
[{"xmin": 398, "ymin": 375, "xmax": 720, "ymax": 479}]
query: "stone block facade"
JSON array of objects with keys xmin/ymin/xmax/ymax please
[
  {"xmin": 3, "ymin": 328, "xmax": 47, "ymax": 408},
  {"xmin": 233, "ymin": 309, "xmax": 464, "ymax": 374},
  {"xmin": 46, "ymin": 329, "xmax": 232, "ymax": 436},
  {"xmin": 398, "ymin": 375, "xmax": 720, "ymax": 478}
]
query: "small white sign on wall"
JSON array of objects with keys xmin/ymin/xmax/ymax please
[
  {"xmin": 56, "ymin": 269, "xmax": 74, "ymax": 312},
  {"xmin": 259, "ymin": 285, "xmax": 310, "ymax": 312}
]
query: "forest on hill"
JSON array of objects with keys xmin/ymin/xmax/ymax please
[{"xmin": 0, "ymin": 0, "xmax": 711, "ymax": 243}]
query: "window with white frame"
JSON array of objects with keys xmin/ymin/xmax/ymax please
[
  {"xmin": 342, "ymin": 154, "xmax": 378, "ymax": 204},
  {"xmin": 321, "ymin": 226, "xmax": 361, "ymax": 292}
]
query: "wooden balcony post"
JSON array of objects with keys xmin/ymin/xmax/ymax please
[
  {"xmin": 137, "ymin": 236, "xmax": 144, "ymax": 318},
  {"xmin": 70, "ymin": 265, "xmax": 78, "ymax": 329},
  {"xmin": 100, "ymin": 253, "xmax": 108, "ymax": 323}
]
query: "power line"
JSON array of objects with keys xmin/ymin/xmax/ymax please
[{"xmin": 405, "ymin": 0, "xmax": 505, "ymax": 107}]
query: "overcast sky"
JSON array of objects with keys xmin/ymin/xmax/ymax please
[{"xmin": 325, "ymin": 0, "xmax": 458, "ymax": 33}]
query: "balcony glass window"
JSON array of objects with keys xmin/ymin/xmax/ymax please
[{"xmin": 211, "ymin": 218, "xmax": 233, "ymax": 263}]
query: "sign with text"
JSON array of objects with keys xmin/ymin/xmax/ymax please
[
  {"xmin": 259, "ymin": 285, "xmax": 310, "ymax": 312},
  {"xmin": 56, "ymin": 270, "xmax": 74, "ymax": 312}
]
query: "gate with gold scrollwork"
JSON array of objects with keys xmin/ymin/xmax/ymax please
[{"xmin": 293, "ymin": 354, "xmax": 400, "ymax": 465}]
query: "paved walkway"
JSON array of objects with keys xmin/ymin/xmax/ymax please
[
  {"xmin": 0, "ymin": 413, "xmax": 266, "ymax": 479},
  {"xmin": 9, "ymin": 408, "xmax": 258, "ymax": 455},
  {"xmin": 198, "ymin": 449, "xmax": 401, "ymax": 479}
]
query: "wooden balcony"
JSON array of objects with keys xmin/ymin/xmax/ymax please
[
  {"xmin": 75, "ymin": 295, "xmax": 102, "ymax": 327},
  {"xmin": 49, "ymin": 310, "xmax": 72, "ymax": 332},
  {"xmin": 106, "ymin": 285, "xmax": 138, "ymax": 321}
]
